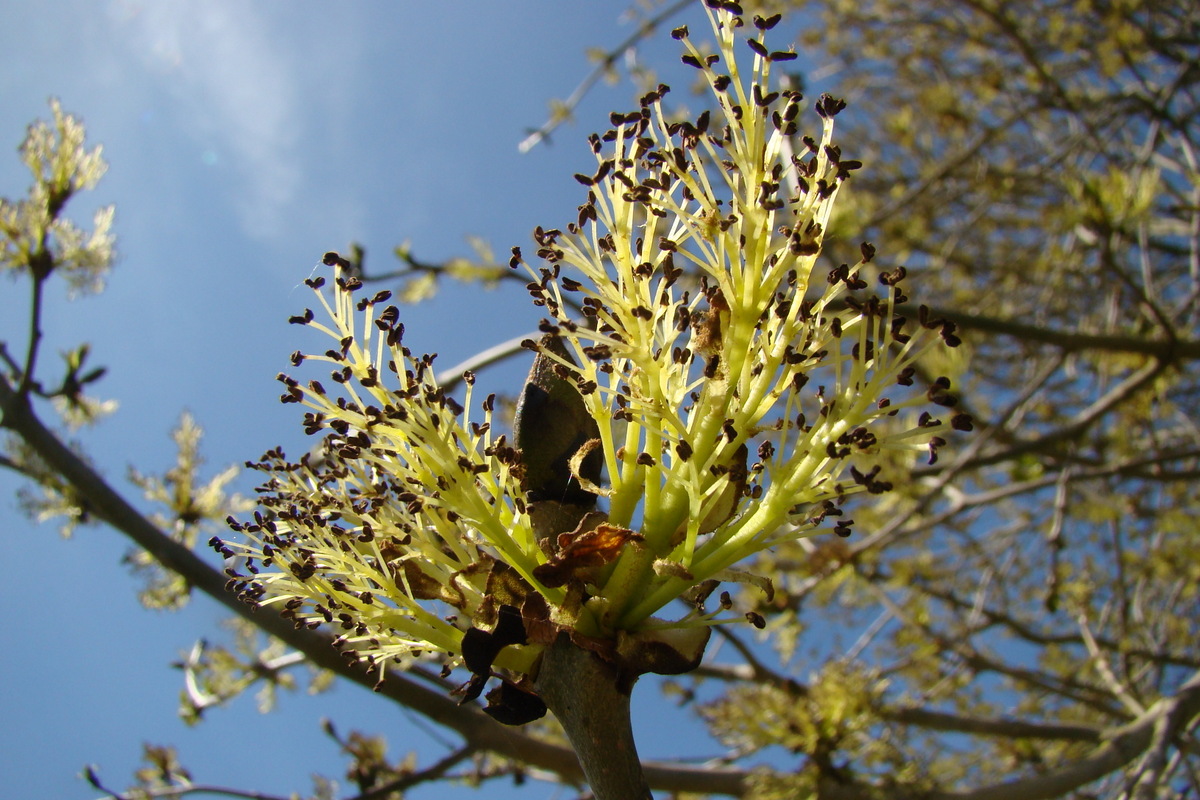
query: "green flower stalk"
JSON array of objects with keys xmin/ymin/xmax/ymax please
[{"xmin": 214, "ymin": 3, "xmax": 969, "ymax": 721}]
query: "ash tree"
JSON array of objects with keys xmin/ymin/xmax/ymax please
[{"xmin": 2, "ymin": 1, "xmax": 1198, "ymax": 799}]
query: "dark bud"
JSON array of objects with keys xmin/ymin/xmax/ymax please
[
  {"xmin": 493, "ymin": 604, "xmax": 529, "ymax": 648},
  {"xmin": 483, "ymin": 680, "xmax": 548, "ymax": 726},
  {"xmin": 461, "ymin": 628, "xmax": 498, "ymax": 675},
  {"xmin": 461, "ymin": 605, "xmax": 528, "ymax": 677},
  {"xmin": 514, "ymin": 336, "xmax": 603, "ymax": 516}
]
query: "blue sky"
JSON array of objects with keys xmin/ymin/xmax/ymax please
[{"xmin": 0, "ymin": 3, "xmax": 802, "ymax": 798}]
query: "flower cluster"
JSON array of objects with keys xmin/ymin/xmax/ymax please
[
  {"xmin": 213, "ymin": 2, "xmax": 969, "ymax": 713},
  {"xmin": 0, "ymin": 99, "xmax": 114, "ymax": 295}
]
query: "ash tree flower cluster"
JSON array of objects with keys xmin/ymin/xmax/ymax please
[
  {"xmin": 0, "ymin": 99, "xmax": 114, "ymax": 296},
  {"xmin": 212, "ymin": 2, "xmax": 970, "ymax": 723}
]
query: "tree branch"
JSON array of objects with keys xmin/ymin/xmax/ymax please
[
  {"xmin": 435, "ymin": 331, "xmax": 539, "ymax": 392},
  {"xmin": 919, "ymin": 356, "xmax": 1170, "ymax": 474},
  {"xmin": 882, "ymin": 706, "xmax": 1101, "ymax": 743},
  {"xmin": 516, "ymin": 0, "xmax": 693, "ymax": 153},
  {"xmin": 897, "ymin": 303, "xmax": 1200, "ymax": 360},
  {"xmin": 536, "ymin": 635, "xmax": 651, "ymax": 800},
  {"xmin": 0, "ymin": 378, "xmax": 749, "ymax": 797},
  {"xmin": 694, "ymin": 660, "xmax": 1105, "ymax": 744},
  {"xmin": 817, "ymin": 670, "xmax": 1200, "ymax": 800}
]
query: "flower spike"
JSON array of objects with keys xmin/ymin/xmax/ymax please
[{"xmin": 216, "ymin": 4, "xmax": 968, "ymax": 708}]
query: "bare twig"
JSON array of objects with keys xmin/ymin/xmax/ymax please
[
  {"xmin": 816, "ymin": 670, "xmax": 1200, "ymax": 800},
  {"xmin": 435, "ymin": 332, "xmax": 540, "ymax": 391},
  {"xmin": 517, "ymin": 0, "xmax": 693, "ymax": 153}
]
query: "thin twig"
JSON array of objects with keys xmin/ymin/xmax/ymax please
[{"xmin": 517, "ymin": 0, "xmax": 694, "ymax": 153}]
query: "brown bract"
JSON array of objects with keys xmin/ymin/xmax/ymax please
[{"xmin": 534, "ymin": 519, "xmax": 644, "ymax": 589}]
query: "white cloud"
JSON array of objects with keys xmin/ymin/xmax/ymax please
[{"xmin": 109, "ymin": 0, "xmax": 302, "ymax": 241}]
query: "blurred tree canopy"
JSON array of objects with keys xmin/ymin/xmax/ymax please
[{"xmin": 2, "ymin": 1, "xmax": 1197, "ymax": 799}]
